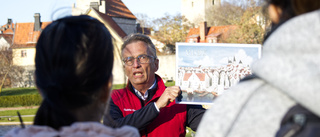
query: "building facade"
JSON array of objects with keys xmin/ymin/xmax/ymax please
[
  {"xmin": 72, "ymin": 0, "xmax": 137, "ymax": 35},
  {"xmin": 181, "ymin": 0, "xmax": 221, "ymax": 26}
]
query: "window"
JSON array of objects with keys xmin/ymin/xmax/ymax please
[
  {"xmin": 209, "ymin": 38, "xmax": 218, "ymax": 43},
  {"xmin": 212, "ymin": 0, "xmax": 215, "ymax": 5},
  {"xmin": 21, "ymin": 50, "xmax": 27, "ymax": 57}
]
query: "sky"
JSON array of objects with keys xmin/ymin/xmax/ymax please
[
  {"xmin": 177, "ymin": 44, "xmax": 261, "ymax": 67},
  {"xmin": 0, "ymin": 0, "xmax": 181, "ymax": 25}
]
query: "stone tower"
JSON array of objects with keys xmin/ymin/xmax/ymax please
[{"xmin": 181, "ymin": 0, "xmax": 221, "ymax": 27}]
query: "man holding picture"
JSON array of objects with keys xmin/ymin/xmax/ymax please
[{"xmin": 103, "ymin": 34, "xmax": 205, "ymax": 137}]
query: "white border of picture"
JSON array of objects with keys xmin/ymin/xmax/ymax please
[{"xmin": 175, "ymin": 43, "xmax": 261, "ymax": 105}]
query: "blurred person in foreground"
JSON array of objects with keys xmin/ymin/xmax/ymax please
[
  {"xmin": 196, "ymin": 0, "xmax": 320, "ymax": 137},
  {"xmin": 5, "ymin": 15, "xmax": 139, "ymax": 137},
  {"xmin": 103, "ymin": 34, "xmax": 205, "ymax": 137}
]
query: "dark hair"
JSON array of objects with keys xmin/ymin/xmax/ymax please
[
  {"xmin": 121, "ymin": 33, "xmax": 157, "ymax": 58},
  {"xmin": 34, "ymin": 15, "xmax": 114, "ymax": 130},
  {"xmin": 264, "ymin": 0, "xmax": 320, "ymax": 42}
]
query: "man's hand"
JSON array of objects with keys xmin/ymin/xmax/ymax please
[{"xmin": 155, "ymin": 86, "xmax": 181, "ymax": 110}]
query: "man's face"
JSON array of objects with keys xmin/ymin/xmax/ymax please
[{"xmin": 122, "ymin": 41, "xmax": 159, "ymax": 88}]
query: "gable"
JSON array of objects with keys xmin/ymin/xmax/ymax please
[{"xmin": 89, "ymin": 8, "xmax": 127, "ymax": 38}]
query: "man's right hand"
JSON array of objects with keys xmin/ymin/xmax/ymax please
[{"xmin": 155, "ymin": 86, "xmax": 181, "ymax": 110}]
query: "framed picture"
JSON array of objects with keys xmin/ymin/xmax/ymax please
[{"xmin": 175, "ymin": 43, "xmax": 261, "ymax": 105}]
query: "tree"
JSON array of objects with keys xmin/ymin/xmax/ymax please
[
  {"xmin": 226, "ymin": 7, "xmax": 266, "ymax": 43},
  {"xmin": 206, "ymin": 0, "xmax": 268, "ymax": 44},
  {"xmin": 0, "ymin": 47, "xmax": 25, "ymax": 94},
  {"xmin": 206, "ymin": 1, "xmax": 245, "ymax": 26},
  {"xmin": 0, "ymin": 48, "xmax": 13, "ymax": 94},
  {"xmin": 135, "ymin": 13, "xmax": 153, "ymax": 28},
  {"xmin": 152, "ymin": 13, "xmax": 192, "ymax": 53},
  {"xmin": 226, "ymin": 0, "xmax": 268, "ymax": 44}
]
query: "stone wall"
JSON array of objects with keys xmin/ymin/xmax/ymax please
[
  {"xmin": 156, "ymin": 55, "xmax": 176, "ymax": 82},
  {"xmin": 10, "ymin": 65, "xmax": 35, "ymax": 88}
]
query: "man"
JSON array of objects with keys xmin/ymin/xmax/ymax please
[{"xmin": 103, "ymin": 34, "xmax": 205, "ymax": 137}]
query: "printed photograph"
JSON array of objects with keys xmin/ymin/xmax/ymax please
[{"xmin": 175, "ymin": 43, "xmax": 261, "ymax": 104}]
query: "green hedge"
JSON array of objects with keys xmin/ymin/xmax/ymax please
[{"xmin": 0, "ymin": 94, "xmax": 42, "ymax": 107}]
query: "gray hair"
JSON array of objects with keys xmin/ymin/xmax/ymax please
[{"xmin": 121, "ymin": 33, "xmax": 157, "ymax": 58}]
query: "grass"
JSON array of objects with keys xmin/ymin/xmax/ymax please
[
  {"xmin": 165, "ymin": 81, "xmax": 175, "ymax": 87},
  {"xmin": 186, "ymin": 127, "xmax": 196, "ymax": 137},
  {"xmin": 0, "ymin": 116, "xmax": 34, "ymax": 122},
  {"xmin": 0, "ymin": 81, "xmax": 195, "ymax": 136},
  {"xmin": 112, "ymin": 84, "xmax": 126, "ymax": 90},
  {"xmin": 0, "ymin": 84, "xmax": 128, "ymax": 97},
  {"xmin": 1, "ymin": 87, "xmax": 38, "ymax": 96},
  {"xmin": 0, "ymin": 109, "xmax": 38, "ymax": 116},
  {"xmin": 0, "ymin": 82, "xmax": 176, "ymax": 120},
  {"xmin": 0, "ymin": 108, "xmax": 38, "ymax": 122},
  {"xmin": 1, "ymin": 81, "xmax": 175, "ymax": 96}
]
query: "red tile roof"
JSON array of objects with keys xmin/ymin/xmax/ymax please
[
  {"xmin": 183, "ymin": 73, "xmax": 207, "ymax": 81},
  {"xmin": 12, "ymin": 22, "xmax": 51, "ymax": 48},
  {"xmin": 105, "ymin": 0, "xmax": 136, "ymax": 19},
  {"xmin": 183, "ymin": 73, "xmax": 192, "ymax": 81},
  {"xmin": 92, "ymin": 8, "xmax": 127, "ymax": 38},
  {"xmin": 1, "ymin": 23, "xmax": 15, "ymax": 34},
  {"xmin": 187, "ymin": 28, "xmax": 200, "ymax": 38},
  {"xmin": 207, "ymin": 25, "xmax": 236, "ymax": 37},
  {"xmin": 195, "ymin": 73, "xmax": 206, "ymax": 81},
  {"xmin": 186, "ymin": 25, "xmax": 236, "ymax": 43}
]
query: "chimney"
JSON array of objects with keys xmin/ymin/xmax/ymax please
[
  {"xmin": 90, "ymin": 2, "xmax": 99, "ymax": 11},
  {"xmin": 200, "ymin": 22, "xmax": 207, "ymax": 42},
  {"xmin": 7, "ymin": 19, "xmax": 12, "ymax": 25},
  {"xmin": 34, "ymin": 13, "xmax": 41, "ymax": 31}
]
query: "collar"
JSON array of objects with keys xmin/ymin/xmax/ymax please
[{"xmin": 133, "ymin": 80, "xmax": 157, "ymax": 101}]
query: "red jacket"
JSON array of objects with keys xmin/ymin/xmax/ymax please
[{"xmin": 111, "ymin": 75, "xmax": 187, "ymax": 137}]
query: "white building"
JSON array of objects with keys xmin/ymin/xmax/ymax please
[{"xmin": 72, "ymin": 0, "xmax": 137, "ymax": 35}]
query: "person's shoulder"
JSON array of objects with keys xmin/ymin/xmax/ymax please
[
  {"xmin": 112, "ymin": 88, "xmax": 127, "ymax": 93},
  {"xmin": 4, "ymin": 125, "xmax": 57, "ymax": 137},
  {"xmin": 111, "ymin": 88, "xmax": 128, "ymax": 99},
  {"xmin": 196, "ymin": 78, "xmax": 268, "ymax": 137}
]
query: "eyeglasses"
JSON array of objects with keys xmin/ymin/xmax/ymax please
[{"xmin": 122, "ymin": 54, "xmax": 155, "ymax": 66}]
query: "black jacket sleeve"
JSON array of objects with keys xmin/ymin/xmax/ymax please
[
  {"xmin": 186, "ymin": 104, "xmax": 206, "ymax": 131},
  {"xmin": 103, "ymin": 99, "xmax": 159, "ymax": 131}
]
